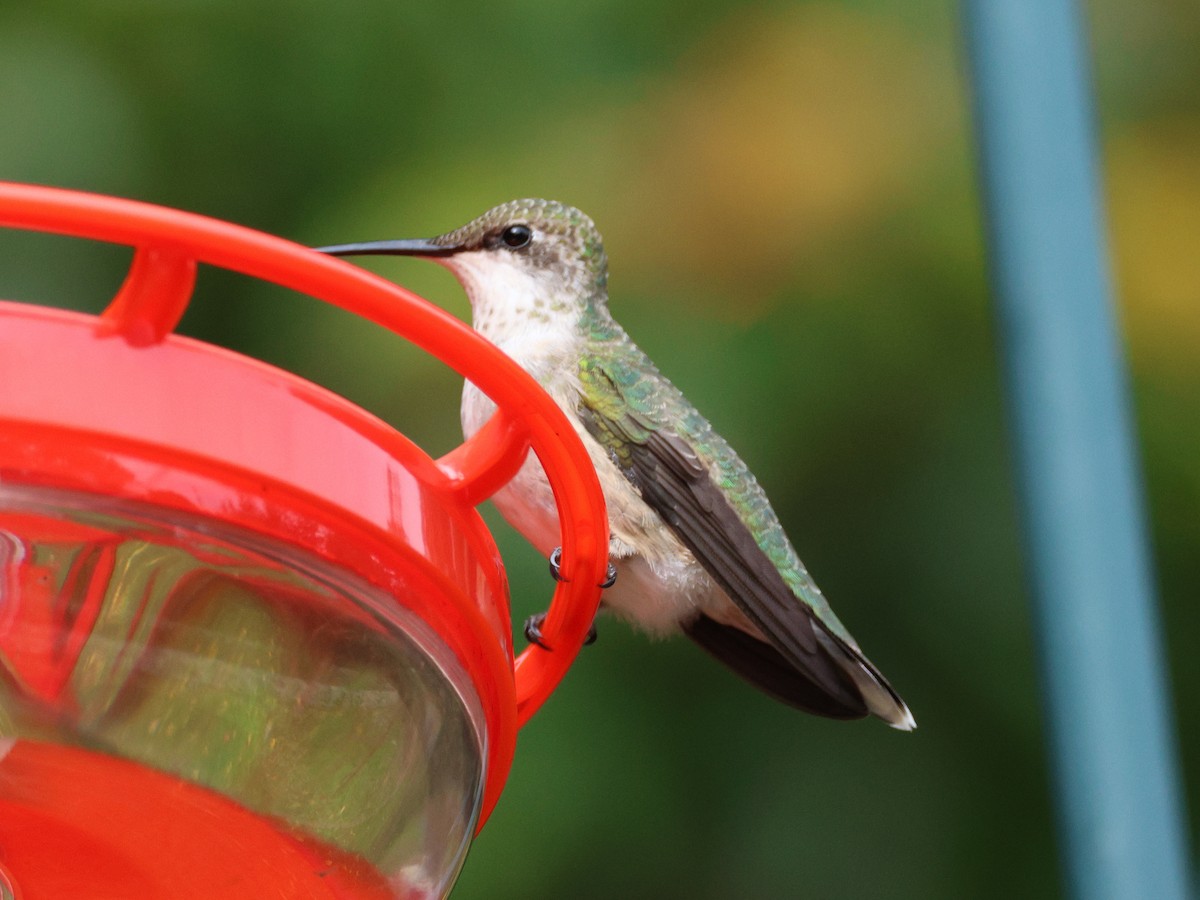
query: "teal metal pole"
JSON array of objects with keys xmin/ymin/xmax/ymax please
[{"xmin": 961, "ymin": 2, "xmax": 1193, "ymax": 898}]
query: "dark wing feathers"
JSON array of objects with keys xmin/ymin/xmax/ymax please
[
  {"xmin": 620, "ymin": 430, "xmax": 867, "ymax": 707},
  {"xmin": 683, "ymin": 615, "xmax": 867, "ymax": 719},
  {"xmin": 633, "ymin": 430, "xmax": 818, "ymax": 658},
  {"xmin": 579, "ymin": 394, "xmax": 874, "ymax": 713}
]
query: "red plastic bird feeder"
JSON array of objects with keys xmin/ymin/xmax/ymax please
[{"xmin": 0, "ymin": 183, "xmax": 610, "ymax": 898}]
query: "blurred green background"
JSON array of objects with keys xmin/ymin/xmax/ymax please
[{"xmin": 1, "ymin": 1, "xmax": 1197, "ymax": 897}]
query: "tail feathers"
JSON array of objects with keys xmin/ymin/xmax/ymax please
[
  {"xmin": 683, "ymin": 615, "xmax": 915, "ymax": 730},
  {"xmin": 818, "ymin": 629, "xmax": 916, "ymax": 731}
]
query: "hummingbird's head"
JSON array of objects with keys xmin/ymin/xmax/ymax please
[{"xmin": 317, "ymin": 199, "xmax": 610, "ymax": 329}]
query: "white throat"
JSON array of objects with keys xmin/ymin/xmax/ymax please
[
  {"xmin": 443, "ymin": 251, "xmax": 581, "ymax": 368},
  {"xmin": 445, "ymin": 251, "xmax": 585, "ymax": 436}
]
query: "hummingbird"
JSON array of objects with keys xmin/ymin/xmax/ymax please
[{"xmin": 317, "ymin": 200, "xmax": 914, "ymax": 729}]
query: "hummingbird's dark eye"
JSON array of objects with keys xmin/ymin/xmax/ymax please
[{"xmin": 500, "ymin": 224, "xmax": 533, "ymax": 249}]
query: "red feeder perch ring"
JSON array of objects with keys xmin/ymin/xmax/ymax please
[{"xmin": 0, "ymin": 182, "xmax": 610, "ymax": 897}]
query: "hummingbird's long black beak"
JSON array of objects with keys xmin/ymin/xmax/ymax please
[{"xmin": 314, "ymin": 238, "xmax": 462, "ymax": 258}]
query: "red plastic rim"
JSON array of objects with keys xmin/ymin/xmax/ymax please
[{"xmin": 0, "ymin": 182, "xmax": 611, "ymax": 827}]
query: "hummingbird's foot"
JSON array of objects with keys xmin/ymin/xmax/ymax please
[
  {"xmin": 524, "ymin": 612, "xmax": 598, "ymax": 648},
  {"xmin": 548, "ymin": 547, "xmax": 567, "ymax": 582},
  {"xmin": 523, "ymin": 614, "xmax": 549, "ymax": 648},
  {"xmin": 600, "ymin": 561, "xmax": 618, "ymax": 589},
  {"xmin": 548, "ymin": 546, "xmax": 619, "ymax": 589}
]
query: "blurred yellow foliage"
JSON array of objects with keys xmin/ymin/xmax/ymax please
[
  {"xmin": 1109, "ymin": 119, "xmax": 1200, "ymax": 379},
  {"xmin": 602, "ymin": 5, "xmax": 958, "ymax": 307}
]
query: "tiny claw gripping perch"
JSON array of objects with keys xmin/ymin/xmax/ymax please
[
  {"xmin": 600, "ymin": 560, "xmax": 618, "ymax": 589},
  {"xmin": 548, "ymin": 546, "xmax": 567, "ymax": 583}
]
